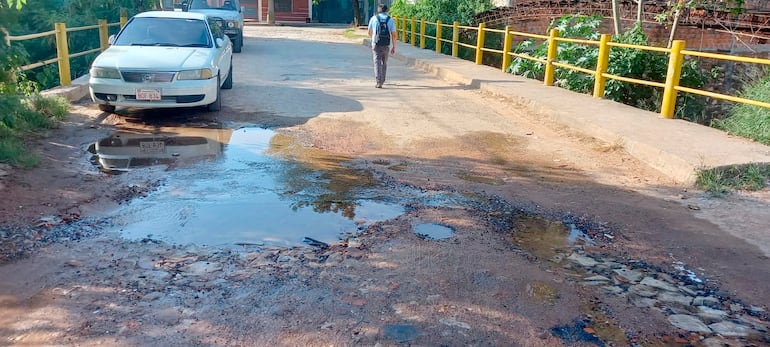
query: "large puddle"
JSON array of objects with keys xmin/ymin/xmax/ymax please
[{"xmin": 92, "ymin": 126, "xmax": 469, "ymax": 247}]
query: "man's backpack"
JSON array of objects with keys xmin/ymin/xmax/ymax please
[{"xmin": 375, "ymin": 15, "xmax": 391, "ymax": 46}]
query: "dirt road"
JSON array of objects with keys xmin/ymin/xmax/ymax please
[{"xmin": 0, "ymin": 25, "xmax": 768, "ymax": 346}]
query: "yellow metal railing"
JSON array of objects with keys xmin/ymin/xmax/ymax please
[
  {"xmin": 393, "ymin": 16, "xmax": 770, "ymax": 119},
  {"xmin": 4, "ymin": 16, "xmax": 127, "ymax": 86}
]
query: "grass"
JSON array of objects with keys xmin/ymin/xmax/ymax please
[
  {"xmin": 713, "ymin": 72, "xmax": 770, "ymax": 146},
  {"xmin": 0, "ymin": 93, "xmax": 69, "ymax": 167},
  {"xmin": 343, "ymin": 28, "xmax": 369, "ymax": 40},
  {"xmin": 695, "ymin": 163, "xmax": 770, "ymax": 196}
]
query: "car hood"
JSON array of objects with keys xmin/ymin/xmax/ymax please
[
  {"xmin": 93, "ymin": 46, "xmax": 212, "ymax": 71},
  {"xmin": 188, "ymin": 9, "xmax": 241, "ymax": 21}
]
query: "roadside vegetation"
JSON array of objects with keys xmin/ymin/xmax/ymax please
[
  {"xmin": 507, "ymin": 15, "xmax": 716, "ymax": 121},
  {"xmin": 0, "ymin": 23, "xmax": 66, "ymax": 166},
  {"xmin": 696, "ymin": 163, "xmax": 770, "ymax": 196},
  {"xmin": 389, "ymin": 0, "xmax": 495, "ymax": 60},
  {"xmin": 504, "ymin": 14, "xmax": 769, "ymax": 194},
  {"xmin": 1, "ymin": 0, "xmax": 152, "ymax": 166},
  {"xmin": 713, "ymin": 70, "xmax": 770, "ymax": 146},
  {"xmin": 389, "ymin": 0, "xmax": 494, "ymax": 26}
]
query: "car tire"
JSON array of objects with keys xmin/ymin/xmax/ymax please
[
  {"xmin": 208, "ymin": 75, "xmax": 222, "ymax": 112},
  {"xmin": 223, "ymin": 62, "xmax": 233, "ymax": 90},
  {"xmin": 98, "ymin": 104, "xmax": 116, "ymax": 113},
  {"xmin": 233, "ymin": 34, "xmax": 242, "ymax": 53}
]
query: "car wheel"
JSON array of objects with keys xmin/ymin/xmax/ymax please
[
  {"xmin": 233, "ymin": 34, "xmax": 242, "ymax": 53},
  {"xmin": 223, "ymin": 62, "xmax": 233, "ymax": 90},
  {"xmin": 207, "ymin": 75, "xmax": 222, "ymax": 112},
  {"xmin": 98, "ymin": 104, "xmax": 115, "ymax": 113}
]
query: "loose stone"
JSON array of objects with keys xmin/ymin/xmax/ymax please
[
  {"xmin": 678, "ymin": 285, "xmax": 697, "ymax": 296},
  {"xmin": 708, "ymin": 320, "xmax": 756, "ymax": 337},
  {"xmin": 567, "ymin": 253, "xmax": 598, "ymax": 267},
  {"xmin": 668, "ymin": 314, "xmax": 712, "ymax": 333},
  {"xmin": 439, "ymin": 318, "xmax": 471, "ymax": 330},
  {"xmin": 640, "ymin": 277, "xmax": 678, "ymax": 292},
  {"xmin": 628, "ymin": 285, "xmax": 658, "ymax": 298},
  {"xmin": 612, "ymin": 267, "xmax": 644, "ymax": 283},
  {"xmin": 697, "ymin": 306, "xmax": 729, "ymax": 322},
  {"xmin": 693, "ymin": 296, "xmax": 720, "ymax": 307},
  {"xmin": 658, "ymin": 292, "xmax": 693, "ymax": 306},
  {"xmin": 181, "ymin": 261, "xmax": 222, "ymax": 276},
  {"xmin": 601, "ymin": 286, "xmax": 624, "ymax": 296},
  {"xmin": 629, "ymin": 296, "xmax": 657, "ymax": 308}
]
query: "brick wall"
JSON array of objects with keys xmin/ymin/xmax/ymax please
[{"xmin": 508, "ymin": 17, "xmax": 766, "ymax": 51}]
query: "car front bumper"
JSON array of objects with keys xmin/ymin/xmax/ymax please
[{"xmin": 89, "ymin": 76, "xmax": 219, "ymax": 109}]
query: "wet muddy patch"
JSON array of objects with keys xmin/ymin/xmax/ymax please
[
  {"xmin": 93, "ymin": 127, "xmax": 478, "ymax": 248},
  {"xmin": 412, "ymin": 223, "xmax": 454, "ymax": 240},
  {"xmin": 507, "ymin": 213, "xmax": 770, "ymax": 346}
]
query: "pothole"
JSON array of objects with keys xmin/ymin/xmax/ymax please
[{"xmin": 412, "ymin": 223, "xmax": 454, "ymax": 240}]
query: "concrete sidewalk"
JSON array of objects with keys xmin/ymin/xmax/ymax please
[{"xmin": 390, "ymin": 41, "xmax": 770, "ymax": 185}]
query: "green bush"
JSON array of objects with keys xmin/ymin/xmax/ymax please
[
  {"xmin": 390, "ymin": 0, "xmax": 494, "ymax": 60},
  {"xmin": 508, "ymin": 15, "xmax": 713, "ymax": 120},
  {"xmin": 389, "ymin": 0, "xmax": 494, "ymax": 26},
  {"xmin": 713, "ymin": 73, "xmax": 770, "ymax": 145}
]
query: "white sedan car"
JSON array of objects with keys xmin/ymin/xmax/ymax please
[{"xmin": 89, "ymin": 11, "xmax": 233, "ymax": 112}]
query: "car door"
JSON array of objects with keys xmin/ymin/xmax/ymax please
[{"xmin": 207, "ymin": 18, "xmax": 232, "ymax": 85}]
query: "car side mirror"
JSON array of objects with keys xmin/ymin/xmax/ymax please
[
  {"xmin": 215, "ymin": 37, "xmax": 225, "ymax": 48},
  {"xmin": 181, "ymin": 1, "xmax": 189, "ymax": 11},
  {"xmin": 108, "ymin": 34, "xmax": 116, "ymax": 45}
]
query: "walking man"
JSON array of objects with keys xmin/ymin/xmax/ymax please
[{"xmin": 368, "ymin": 4, "xmax": 396, "ymax": 88}]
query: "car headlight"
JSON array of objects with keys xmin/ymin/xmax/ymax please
[
  {"xmin": 227, "ymin": 21, "xmax": 239, "ymax": 28},
  {"xmin": 177, "ymin": 69, "xmax": 214, "ymax": 80},
  {"xmin": 90, "ymin": 67, "xmax": 121, "ymax": 79}
]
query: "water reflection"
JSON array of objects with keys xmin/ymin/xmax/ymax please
[
  {"xmin": 110, "ymin": 127, "xmax": 405, "ymax": 247},
  {"xmin": 90, "ymin": 127, "xmax": 233, "ymax": 172},
  {"xmin": 413, "ymin": 223, "xmax": 455, "ymax": 240}
]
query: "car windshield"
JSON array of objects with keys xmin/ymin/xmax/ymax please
[
  {"xmin": 113, "ymin": 17, "xmax": 212, "ymax": 48},
  {"xmin": 189, "ymin": 0, "xmax": 237, "ymax": 10}
]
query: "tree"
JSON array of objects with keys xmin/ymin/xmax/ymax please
[
  {"xmin": 636, "ymin": 0, "xmax": 643, "ymax": 24},
  {"xmin": 3, "ymin": 0, "xmax": 27, "ymax": 10},
  {"xmin": 351, "ymin": 0, "xmax": 360, "ymax": 26},
  {"xmin": 655, "ymin": 0, "xmax": 746, "ymax": 47},
  {"xmin": 610, "ymin": 0, "xmax": 621, "ymax": 35}
]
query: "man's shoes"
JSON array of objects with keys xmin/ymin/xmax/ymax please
[{"xmin": 375, "ymin": 82, "xmax": 383, "ymax": 88}]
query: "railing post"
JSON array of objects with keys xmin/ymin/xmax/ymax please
[
  {"xmin": 435, "ymin": 19, "xmax": 442, "ymax": 54},
  {"xmin": 120, "ymin": 8, "xmax": 128, "ymax": 28},
  {"xmin": 452, "ymin": 21, "xmax": 459, "ymax": 57},
  {"xmin": 2, "ymin": 27, "xmax": 10, "ymax": 47},
  {"xmin": 420, "ymin": 19, "xmax": 426, "ymax": 49},
  {"xmin": 98, "ymin": 19, "xmax": 109, "ymax": 51},
  {"xmin": 593, "ymin": 34, "xmax": 611, "ymax": 98},
  {"xmin": 54, "ymin": 22, "xmax": 71, "ymax": 86},
  {"xmin": 661, "ymin": 40, "xmax": 686, "ymax": 119},
  {"xmin": 501, "ymin": 25, "xmax": 512, "ymax": 72},
  {"xmin": 411, "ymin": 17, "xmax": 417, "ymax": 46},
  {"xmin": 401, "ymin": 17, "xmax": 407, "ymax": 42},
  {"xmin": 475, "ymin": 22, "xmax": 486, "ymax": 65},
  {"xmin": 544, "ymin": 28, "xmax": 559, "ymax": 86}
]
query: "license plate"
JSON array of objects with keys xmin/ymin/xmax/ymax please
[
  {"xmin": 135, "ymin": 88, "xmax": 161, "ymax": 101},
  {"xmin": 139, "ymin": 141, "xmax": 165, "ymax": 154}
]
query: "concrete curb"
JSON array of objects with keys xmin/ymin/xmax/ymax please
[
  {"xmin": 379, "ymin": 41, "xmax": 770, "ymax": 185},
  {"xmin": 40, "ymin": 74, "xmax": 90, "ymax": 102}
]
